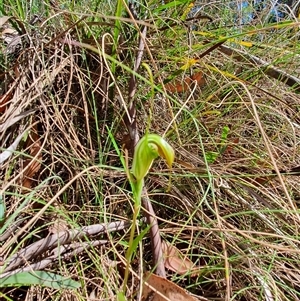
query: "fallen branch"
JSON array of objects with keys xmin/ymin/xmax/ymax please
[
  {"xmin": 0, "ymin": 240, "xmax": 106, "ymax": 279},
  {"xmin": 0, "ymin": 219, "xmax": 24, "ymax": 242},
  {"xmin": 218, "ymin": 44, "xmax": 300, "ymax": 92},
  {"xmin": 3, "ymin": 220, "xmax": 130, "ymax": 273}
]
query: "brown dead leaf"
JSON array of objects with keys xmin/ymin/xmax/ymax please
[
  {"xmin": 0, "ymin": 16, "xmax": 11, "ymax": 28},
  {"xmin": 161, "ymin": 240, "xmax": 198, "ymax": 277},
  {"xmin": 142, "ymin": 272, "xmax": 198, "ymax": 301},
  {"xmin": 165, "ymin": 71, "xmax": 205, "ymax": 93},
  {"xmin": 22, "ymin": 121, "xmax": 42, "ymax": 190}
]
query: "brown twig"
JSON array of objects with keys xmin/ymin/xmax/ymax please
[
  {"xmin": 122, "ymin": 6, "xmax": 147, "ymax": 152},
  {"xmin": 3, "ymin": 220, "xmax": 130, "ymax": 273},
  {"xmin": 141, "ymin": 187, "xmax": 166, "ymax": 278}
]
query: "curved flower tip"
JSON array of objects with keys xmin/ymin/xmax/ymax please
[
  {"xmin": 152, "ymin": 136, "xmax": 174, "ymax": 169},
  {"xmin": 131, "ymin": 134, "xmax": 175, "ymax": 181}
]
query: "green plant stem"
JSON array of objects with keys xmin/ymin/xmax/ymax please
[{"xmin": 123, "ymin": 178, "xmax": 143, "ymax": 294}]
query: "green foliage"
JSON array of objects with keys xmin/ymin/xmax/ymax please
[
  {"xmin": 205, "ymin": 151, "xmax": 219, "ymax": 164},
  {"xmin": 117, "ymin": 292, "xmax": 127, "ymax": 301},
  {"xmin": 205, "ymin": 125, "xmax": 230, "ymax": 163},
  {"xmin": 130, "ymin": 223, "xmax": 151, "ymax": 256}
]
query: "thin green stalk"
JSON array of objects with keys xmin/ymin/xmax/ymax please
[
  {"xmin": 123, "ymin": 178, "xmax": 143, "ymax": 294},
  {"xmin": 112, "ymin": 0, "xmax": 123, "ymax": 75}
]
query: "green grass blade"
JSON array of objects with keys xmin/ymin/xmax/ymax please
[
  {"xmin": 0, "ymin": 194, "xmax": 5, "ymax": 226},
  {"xmin": 111, "ymin": 0, "xmax": 124, "ymax": 75}
]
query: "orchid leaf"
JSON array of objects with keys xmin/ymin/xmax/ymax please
[{"xmin": 0, "ymin": 271, "xmax": 80, "ymax": 290}]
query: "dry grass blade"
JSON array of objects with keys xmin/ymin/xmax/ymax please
[
  {"xmin": 123, "ymin": 6, "xmax": 148, "ymax": 151},
  {"xmin": 0, "ymin": 16, "xmax": 11, "ymax": 28},
  {"xmin": 0, "ymin": 109, "xmax": 35, "ymax": 134},
  {"xmin": 142, "ymin": 188, "xmax": 166, "ymax": 278}
]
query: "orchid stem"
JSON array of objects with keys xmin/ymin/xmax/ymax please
[
  {"xmin": 123, "ymin": 178, "xmax": 143, "ymax": 294},
  {"xmin": 121, "ymin": 133, "xmax": 174, "ymax": 296}
]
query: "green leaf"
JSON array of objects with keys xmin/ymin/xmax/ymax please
[
  {"xmin": 221, "ymin": 125, "xmax": 230, "ymax": 142},
  {"xmin": 220, "ymin": 125, "xmax": 230, "ymax": 154},
  {"xmin": 117, "ymin": 292, "xmax": 127, "ymax": 301},
  {"xmin": 0, "ymin": 195, "xmax": 5, "ymax": 226},
  {"xmin": 205, "ymin": 125, "xmax": 230, "ymax": 163},
  {"xmin": 205, "ymin": 151, "xmax": 219, "ymax": 164},
  {"xmin": 131, "ymin": 224, "xmax": 151, "ymax": 255},
  {"xmin": 154, "ymin": 0, "xmax": 188, "ymax": 13},
  {"xmin": 0, "ymin": 271, "xmax": 81, "ymax": 290}
]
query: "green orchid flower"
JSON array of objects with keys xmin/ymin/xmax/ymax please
[{"xmin": 131, "ymin": 134, "xmax": 175, "ymax": 182}]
